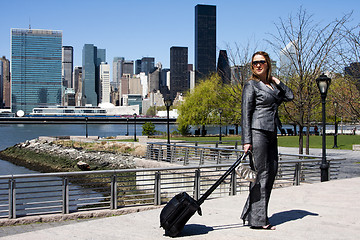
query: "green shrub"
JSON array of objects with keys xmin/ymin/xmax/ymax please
[{"xmin": 142, "ymin": 121, "xmax": 157, "ymax": 136}]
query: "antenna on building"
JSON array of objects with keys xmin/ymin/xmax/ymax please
[{"xmin": 29, "ymin": 17, "xmax": 31, "ymax": 30}]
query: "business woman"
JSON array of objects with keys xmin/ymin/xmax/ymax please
[{"xmin": 241, "ymin": 51, "xmax": 294, "ymax": 230}]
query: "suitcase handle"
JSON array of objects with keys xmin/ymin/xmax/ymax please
[{"xmin": 197, "ymin": 151, "xmax": 250, "ymax": 205}]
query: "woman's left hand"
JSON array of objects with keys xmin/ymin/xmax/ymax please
[{"xmin": 272, "ymin": 76, "xmax": 280, "ymax": 85}]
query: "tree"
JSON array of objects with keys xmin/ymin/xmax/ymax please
[
  {"xmin": 331, "ymin": 20, "xmax": 360, "ymax": 121},
  {"xmin": 328, "ymin": 75, "xmax": 360, "ymax": 122},
  {"xmin": 268, "ymin": 7, "xmax": 351, "ymax": 154},
  {"xmin": 142, "ymin": 122, "xmax": 157, "ymax": 136},
  {"xmin": 146, "ymin": 106, "xmax": 156, "ymax": 116},
  {"xmin": 177, "ymin": 74, "xmax": 221, "ymax": 135}
]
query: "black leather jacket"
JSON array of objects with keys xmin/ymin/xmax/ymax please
[{"xmin": 241, "ymin": 79, "xmax": 294, "ymax": 144}]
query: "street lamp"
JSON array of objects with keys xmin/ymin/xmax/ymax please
[
  {"xmin": 219, "ymin": 109, "xmax": 223, "ymax": 143},
  {"xmin": 316, "ymin": 73, "xmax": 331, "ymax": 182},
  {"xmin": 333, "ymin": 101, "xmax": 338, "ymax": 148},
  {"xmin": 85, "ymin": 117, "xmax": 88, "ymax": 138},
  {"xmin": 126, "ymin": 117, "xmax": 129, "ymax": 136},
  {"xmin": 133, "ymin": 113, "xmax": 137, "ymax": 142},
  {"xmin": 164, "ymin": 98, "xmax": 172, "ymax": 145}
]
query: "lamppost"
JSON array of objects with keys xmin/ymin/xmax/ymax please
[
  {"xmin": 316, "ymin": 73, "xmax": 331, "ymax": 182},
  {"xmin": 333, "ymin": 101, "xmax": 338, "ymax": 148},
  {"xmin": 126, "ymin": 117, "xmax": 129, "ymax": 136},
  {"xmin": 85, "ymin": 117, "xmax": 88, "ymax": 138},
  {"xmin": 133, "ymin": 113, "xmax": 137, "ymax": 142},
  {"xmin": 219, "ymin": 109, "xmax": 223, "ymax": 143},
  {"xmin": 164, "ymin": 98, "xmax": 172, "ymax": 145}
]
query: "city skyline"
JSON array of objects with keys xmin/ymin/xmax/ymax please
[{"xmin": 1, "ymin": 0, "xmax": 359, "ymax": 71}]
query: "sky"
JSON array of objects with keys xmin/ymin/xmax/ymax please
[{"xmin": 1, "ymin": 0, "xmax": 359, "ymax": 71}]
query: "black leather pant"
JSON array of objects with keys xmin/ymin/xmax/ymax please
[{"xmin": 241, "ymin": 129, "xmax": 278, "ymax": 226}]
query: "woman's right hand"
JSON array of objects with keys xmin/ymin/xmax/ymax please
[{"xmin": 243, "ymin": 144, "xmax": 252, "ymax": 153}]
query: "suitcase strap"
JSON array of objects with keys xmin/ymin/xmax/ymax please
[{"xmin": 197, "ymin": 152, "xmax": 249, "ymax": 205}]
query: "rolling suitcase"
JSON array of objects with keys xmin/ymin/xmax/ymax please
[{"xmin": 160, "ymin": 152, "xmax": 249, "ymax": 237}]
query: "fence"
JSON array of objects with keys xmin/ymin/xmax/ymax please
[{"xmin": 0, "ymin": 141, "xmax": 344, "ymax": 220}]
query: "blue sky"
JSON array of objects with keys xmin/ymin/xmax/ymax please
[{"xmin": 1, "ymin": 0, "xmax": 359, "ymax": 69}]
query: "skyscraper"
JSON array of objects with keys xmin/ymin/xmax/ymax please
[
  {"xmin": 148, "ymin": 67, "xmax": 160, "ymax": 93},
  {"xmin": 11, "ymin": 28, "xmax": 62, "ymax": 114},
  {"xmin": 217, "ymin": 50, "xmax": 231, "ymax": 84},
  {"xmin": 140, "ymin": 57, "xmax": 155, "ymax": 75},
  {"xmin": 170, "ymin": 46, "xmax": 189, "ymax": 100},
  {"xmin": 135, "ymin": 59, "xmax": 142, "ymax": 74},
  {"xmin": 0, "ymin": 56, "xmax": 10, "ymax": 108},
  {"xmin": 123, "ymin": 60, "xmax": 134, "ymax": 75},
  {"xmin": 279, "ymin": 40, "xmax": 298, "ymax": 77},
  {"xmin": 195, "ymin": 4, "xmax": 216, "ymax": 82},
  {"xmin": 73, "ymin": 66, "xmax": 82, "ymax": 106},
  {"xmin": 113, "ymin": 57, "xmax": 125, "ymax": 89},
  {"xmin": 100, "ymin": 62, "xmax": 110, "ymax": 104},
  {"xmin": 82, "ymin": 44, "xmax": 106, "ymax": 106},
  {"xmin": 62, "ymin": 46, "xmax": 73, "ymax": 88}
]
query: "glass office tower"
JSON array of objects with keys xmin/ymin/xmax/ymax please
[
  {"xmin": 170, "ymin": 46, "xmax": 189, "ymax": 100},
  {"xmin": 11, "ymin": 28, "xmax": 62, "ymax": 114},
  {"xmin": 195, "ymin": 4, "xmax": 216, "ymax": 83},
  {"xmin": 82, "ymin": 44, "xmax": 106, "ymax": 106}
]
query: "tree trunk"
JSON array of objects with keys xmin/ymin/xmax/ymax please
[
  {"xmin": 298, "ymin": 125, "xmax": 304, "ymax": 154},
  {"xmin": 306, "ymin": 124, "xmax": 310, "ymax": 155},
  {"xmin": 201, "ymin": 125, "xmax": 206, "ymax": 137}
]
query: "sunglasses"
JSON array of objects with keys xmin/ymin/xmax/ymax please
[{"xmin": 252, "ymin": 60, "xmax": 266, "ymax": 66}]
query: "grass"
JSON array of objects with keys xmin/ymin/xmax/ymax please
[{"xmin": 166, "ymin": 135, "xmax": 360, "ymax": 150}]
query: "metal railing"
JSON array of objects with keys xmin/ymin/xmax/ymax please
[{"xmin": 0, "ymin": 152, "xmax": 344, "ymax": 220}]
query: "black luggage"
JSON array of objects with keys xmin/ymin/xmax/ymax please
[{"xmin": 160, "ymin": 152, "xmax": 249, "ymax": 237}]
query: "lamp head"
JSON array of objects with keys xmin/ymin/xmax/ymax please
[
  {"xmin": 316, "ymin": 74, "xmax": 331, "ymax": 97},
  {"xmin": 164, "ymin": 98, "xmax": 172, "ymax": 107}
]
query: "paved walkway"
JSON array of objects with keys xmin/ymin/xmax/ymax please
[{"xmin": 1, "ymin": 176, "xmax": 359, "ymax": 240}]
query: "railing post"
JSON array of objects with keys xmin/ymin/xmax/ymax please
[
  {"xmin": 111, "ymin": 175, "xmax": 118, "ymax": 210},
  {"xmin": 199, "ymin": 150, "xmax": 204, "ymax": 165},
  {"xmin": 294, "ymin": 163, "xmax": 301, "ymax": 186},
  {"xmin": 146, "ymin": 144, "xmax": 151, "ymax": 159},
  {"xmin": 8, "ymin": 178, "xmax": 16, "ymax": 219},
  {"xmin": 170, "ymin": 146, "xmax": 176, "ymax": 163},
  {"xmin": 154, "ymin": 171, "xmax": 161, "ymax": 205},
  {"xmin": 184, "ymin": 148, "xmax": 189, "ymax": 165},
  {"xmin": 166, "ymin": 145, "xmax": 171, "ymax": 162},
  {"xmin": 195, "ymin": 142, "xmax": 198, "ymax": 157},
  {"xmin": 62, "ymin": 177, "xmax": 69, "ymax": 214},
  {"xmin": 217, "ymin": 151, "xmax": 221, "ymax": 164},
  {"xmin": 158, "ymin": 147, "xmax": 163, "ymax": 161},
  {"xmin": 235, "ymin": 141, "xmax": 238, "ymax": 149},
  {"xmin": 230, "ymin": 170, "xmax": 237, "ymax": 196},
  {"xmin": 194, "ymin": 169, "xmax": 201, "ymax": 201}
]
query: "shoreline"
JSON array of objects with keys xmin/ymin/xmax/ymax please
[{"xmin": 0, "ymin": 137, "xmax": 143, "ymax": 173}]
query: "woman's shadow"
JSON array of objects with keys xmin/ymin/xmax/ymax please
[
  {"xmin": 269, "ymin": 209, "xmax": 319, "ymax": 225},
  {"xmin": 177, "ymin": 209, "xmax": 318, "ymax": 237}
]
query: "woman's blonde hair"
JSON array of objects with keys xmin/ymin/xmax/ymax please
[{"xmin": 250, "ymin": 51, "xmax": 272, "ymax": 82}]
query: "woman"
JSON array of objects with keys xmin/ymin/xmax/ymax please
[{"xmin": 241, "ymin": 51, "xmax": 294, "ymax": 230}]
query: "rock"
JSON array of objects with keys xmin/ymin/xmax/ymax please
[{"xmin": 77, "ymin": 161, "xmax": 91, "ymax": 171}]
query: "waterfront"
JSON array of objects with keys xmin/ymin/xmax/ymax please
[
  {"xmin": 1, "ymin": 122, "xmax": 358, "ymax": 175},
  {"xmin": 0, "ymin": 123, "xmax": 174, "ymax": 175}
]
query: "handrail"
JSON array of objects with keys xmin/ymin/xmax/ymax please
[{"xmin": 0, "ymin": 157, "xmax": 343, "ymax": 180}]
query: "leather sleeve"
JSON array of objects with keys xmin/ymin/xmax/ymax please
[
  {"xmin": 276, "ymin": 81, "xmax": 294, "ymax": 102},
  {"xmin": 241, "ymin": 81, "xmax": 255, "ymax": 144}
]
